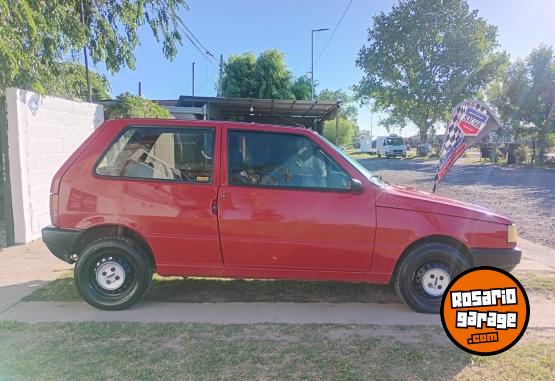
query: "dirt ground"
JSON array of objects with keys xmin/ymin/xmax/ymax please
[{"xmin": 359, "ymin": 157, "xmax": 555, "ymax": 248}]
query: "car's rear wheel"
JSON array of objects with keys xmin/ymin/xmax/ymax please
[
  {"xmin": 74, "ymin": 237, "xmax": 153, "ymax": 310},
  {"xmin": 393, "ymin": 242, "xmax": 470, "ymax": 314}
]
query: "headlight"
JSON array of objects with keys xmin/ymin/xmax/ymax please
[{"xmin": 507, "ymin": 224, "xmax": 518, "ymax": 244}]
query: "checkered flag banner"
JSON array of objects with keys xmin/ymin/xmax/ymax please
[{"xmin": 433, "ymin": 100, "xmax": 501, "ymax": 192}]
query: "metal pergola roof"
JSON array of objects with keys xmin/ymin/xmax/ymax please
[{"xmin": 177, "ymin": 96, "xmax": 340, "ymax": 130}]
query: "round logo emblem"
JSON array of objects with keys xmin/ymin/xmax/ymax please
[{"xmin": 440, "ymin": 266, "xmax": 529, "ymax": 356}]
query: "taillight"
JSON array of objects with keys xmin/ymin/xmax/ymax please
[
  {"xmin": 507, "ymin": 224, "xmax": 518, "ymax": 244},
  {"xmin": 50, "ymin": 193, "xmax": 60, "ymax": 226}
]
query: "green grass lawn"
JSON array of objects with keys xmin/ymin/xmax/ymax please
[
  {"xmin": 0, "ymin": 321, "xmax": 552, "ymax": 380},
  {"xmin": 26, "ymin": 271, "xmax": 554, "ymax": 304},
  {"xmin": 517, "ymin": 273, "xmax": 555, "ymax": 296},
  {"xmin": 24, "ymin": 271, "xmax": 400, "ymax": 304}
]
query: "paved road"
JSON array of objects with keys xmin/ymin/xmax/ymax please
[{"xmin": 359, "ymin": 158, "xmax": 555, "ymax": 248}]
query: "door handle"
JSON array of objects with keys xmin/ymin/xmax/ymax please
[{"xmin": 211, "ymin": 198, "xmax": 218, "ymax": 215}]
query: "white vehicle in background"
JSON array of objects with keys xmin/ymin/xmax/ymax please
[
  {"xmin": 374, "ymin": 134, "xmax": 407, "ymax": 158},
  {"xmin": 359, "ymin": 135, "xmax": 374, "ymax": 153}
]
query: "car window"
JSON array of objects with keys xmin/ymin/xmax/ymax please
[
  {"xmin": 386, "ymin": 137, "xmax": 404, "ymax": 145},
  {"xmin": 96, "ymin": 127, "xmax": 214, "ymax": 183},
  {"xmin": 228, "ymin": 130, "xmax": 350, "ymax": 190}
]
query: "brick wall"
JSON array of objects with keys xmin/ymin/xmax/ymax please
[{"xmin": 5, "ymin": 88, "xmax": 104, "ymax": 243}]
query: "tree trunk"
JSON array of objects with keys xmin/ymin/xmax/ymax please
[
  {"xmin": 537, "ymin": 100, "xmax": 555, "ymax": 164},
  {"xmin": 536, "ymin": 130, "xmax": 547, "ymax": 164},
  {"xmin": 419, "ymin": 127, "xmax": 427, "ymax": 144}
]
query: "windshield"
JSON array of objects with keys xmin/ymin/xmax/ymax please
[
  {"xmin": 318, "ymin": 135, "xmax": 385, "ymax": 187},
  {"xmin": 386, "ymin": 137, "xmax": 404, "ymax": 146}
]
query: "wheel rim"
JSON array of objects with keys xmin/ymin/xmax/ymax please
[
  {"xmin": 91, "ymin": 255, "xmax": 134, "ymax": 295},
  {"xmin": 96, "ymin": 261, "xmax": 126, "ymax": 290},
  {"xmin": 415, "ymin": 262, "xmax": 451, "ymax": 298}
]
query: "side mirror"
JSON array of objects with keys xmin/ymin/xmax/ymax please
[{"xmin": 347, "ymin": 178, "xmax": 364, "ymax": 193}]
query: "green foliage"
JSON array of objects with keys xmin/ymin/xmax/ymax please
[
  {"xmin": 488, "ymin": 45, "xmax": 555, "ymax": 164},
  {"xmin": 105, "ymin": 92, "xmax": 172, "ymax": 119},
  {"xmin": 319, "ymin": 88, "xmax": 360, "ymax": 138},
  {"xmin": 39, "ymin": 62, "xmax": 111, "ymax": 101},
  {"xmin": 323, "ymin": 117, "xmax": 356, "ymax": 148},
  {"xmin": 318, "ymin": 89, "xmax": 358, "ymax": 123},
  {"xmin": 355, "ymin": 0, "xmax": 507, "ymax": 141},
  {"xmin": 220, "ymin": 49, "xmax": 308, "ymax": 100},
  {"xmin": 255, "ymin": 49, "xmax": 294, "ymax": 99},
  {"xmin": 291, "ymin": 75, "xmax": 312, "ymax": 101},
  {"xmin": 219, "ymin": 53, "xmax": 258, "ymax": 98},
  {"xmin": 0, "ymin": 0, "xmax": 187, "ymax": 94},
  {"xmin": 513, "ymin": 145, "xmax": 529, "ymax": 164}
]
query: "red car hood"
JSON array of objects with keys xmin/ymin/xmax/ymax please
[{"xmin": 375, "ymin": 185, "xmax": 512, "ymax": 224}]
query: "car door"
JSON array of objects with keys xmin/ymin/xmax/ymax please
[
  {"xmin": 89, "ymin": 124, "xmax": 223, "ymax": 270},
  {"xmin": 217, "ymin": 127, "xmax": 376, "ymax": 272}
]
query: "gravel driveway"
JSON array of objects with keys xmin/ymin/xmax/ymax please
[{"xmin": 359, "ymin": 157, "xmax": 555, "ymax": 248}]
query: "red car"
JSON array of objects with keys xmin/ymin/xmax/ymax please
[{"xmin": 42, "ymin": 119, "xmax": 521, "ymax": 313}]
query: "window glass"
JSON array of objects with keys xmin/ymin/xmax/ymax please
[
  {"xmin": 228, "ymin": 130, "xmax": 350, "ymax": 190},
  {"xmin": 96, "ymin": 127, "xmax": 214, "ymax": 183},
  {"xmin": 385, "ymin": 137, "xmax": 404, "ymax": 146}
]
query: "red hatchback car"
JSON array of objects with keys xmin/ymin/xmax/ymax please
[{"xmin": 42, "ymin": 119, "xmax": 521, "ymax": 313}]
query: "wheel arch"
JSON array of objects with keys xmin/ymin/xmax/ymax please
[
  {"xmin": 392, "ymin": 234, "xmax": 473, "ymax": 281},
  {"xmin": 73, "ymin": 224, "xmax": 156, "ymax": 270}
]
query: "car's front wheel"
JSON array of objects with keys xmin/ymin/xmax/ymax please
[
  {"xmin": 393, "ymin": 242, "xmax": 470, "ymax": 314},
  {"xmin": 74, "ymin": 237, "xmax": 153, "ymax": 310}
]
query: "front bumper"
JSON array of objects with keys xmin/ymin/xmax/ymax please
[
  {"xmin": 470, "ymin": 247, "xmax": 522, "ymax": 272},
  {"xmin": 42, "ymin": 226, "xmax": 80, "ymax": 264}
]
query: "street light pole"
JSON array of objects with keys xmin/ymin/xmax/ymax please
[{"xmin": 311, "ymin": 28, "xmax": 329, "ymax": 100}]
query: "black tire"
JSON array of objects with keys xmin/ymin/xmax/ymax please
[
  {"xmin": 393, "ymin": 242, "xmax": 470, "ymax": 314},
  {"xmin": 378, "ymin": 153, "xmax": 382, "ymax": 158},
  {"xmin": 74, "ymin": 237, "xmax": 153, "ymax": 310}
]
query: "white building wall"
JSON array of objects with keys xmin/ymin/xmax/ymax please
[{"xmin": 5, "ymin": 88, "xmax": 104, "ymax": 243}]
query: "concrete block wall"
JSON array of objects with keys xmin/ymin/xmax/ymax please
[{"xmin": 6, "ymin": 88, "xmax": 104, "ymax": 243}]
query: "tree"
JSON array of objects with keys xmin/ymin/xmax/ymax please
[
  {"xmin": 323, "ymin": 117, "xmax": 356, "ymax": 148},
  {"xmin": 255, "ymin": 49, "xmax": 294, "ymax": 100},
  {"xmin": 39, "ymin": 62, "xmax": 111, "ymax": 101},
  {"xmin": 291, "ymin": 75, "xmax": 312, "ymax": 100},
  {"xmin": 0, "ymin": 0, "xmax": 187, "ymax": 94},
  {"xmin": 488, "ymin": 46, "xmax": 555, "ymax": 164},
  {"xmin": 105, "ymin": 93, "xmax": 172, "ymax": 119},
  {"xmin": 355, "ymin": 0, "xmax": 507, "ymax": 142},
  {"xmin": 319, "ymin": 89, "xmax": 360, "ymax": 138},
  {"xmin": 219, "ymin": 53, "xmax": 257, "ymax": 98},
  {"xmin": 220, "ymin": 49, "xmax": 309, "ymax": 100},
  {"xmin": 318, "ymin": 89, "xmax": 358, "ymax": 123}
]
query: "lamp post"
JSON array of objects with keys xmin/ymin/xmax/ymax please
[{"xmin": 311, "ymin": 28, "xmax": 329, "ymax": 100}]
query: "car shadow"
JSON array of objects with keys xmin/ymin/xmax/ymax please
[{"xmin": 22, "ymin": 275, "xmax": 401, "ymax": 304}]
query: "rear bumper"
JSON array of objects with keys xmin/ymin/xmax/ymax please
[
  {"xmin": 41, "ymin": 226, "xmax": 80, "ymax": 264},
  {"xmin": 470, "ymin": 247, "xmax": 522, "ymax": 272}
]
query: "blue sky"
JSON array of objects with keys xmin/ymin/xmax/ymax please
[{"xmin": 93, "ymin": 0, "xmax": 555, "ymax": 137}]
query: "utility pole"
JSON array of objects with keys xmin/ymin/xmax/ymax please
[
  {"xmin": 79, "ymin": 0, "xmax": 92, "ymax": 102},
  {"xmin": 311, "ymin": 28, "xmax": 329, "ymax": 100},
  {"xmin": 218, "ymin": 54, "xmax": 224, "ymax": 97},
  {"xmin": 192, "ymin": 62, "xmax": 195, "ymax": 96},
  {"xmin": 138, "ymin": 81, "xmax": 142, "ymax": 97},
  {"xmin": 370, "ymin": 111, "xmax": 373, "ymax": 141}
]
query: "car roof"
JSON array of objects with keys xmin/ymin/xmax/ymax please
[{"xmin": 106, "ymin": 118, "xmax": 316, "ymax": 135}]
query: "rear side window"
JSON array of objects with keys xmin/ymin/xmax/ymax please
[
  {"xmin": 228, "ymin": 130, "xmax": 350, "ymax": 191},
  {"xmin": 96, "ymin": 127, "xmax": 215, "ymax": 183}
]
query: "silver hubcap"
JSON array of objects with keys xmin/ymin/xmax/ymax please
[
  {"xmin": 95, "ymin": 261, "xmax": 125, "ymax": 290},
  {"xmin": 422, "ymin": 268, "xmax": 450, "ymax": 296}
]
